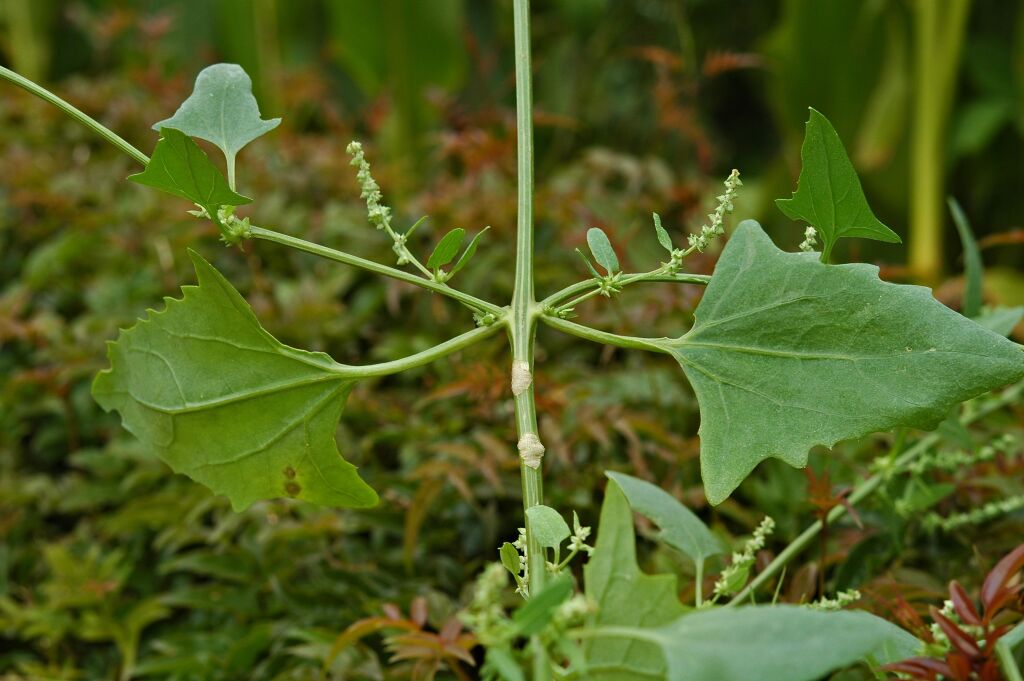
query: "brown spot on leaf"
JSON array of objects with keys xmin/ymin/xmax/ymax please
[
  {"xmin": 283, "ymin": 466, "xmax": 296, "ymax": 480},
  {"xmin": 285, "ymin": 482, "xmax": 301, "ymax": 496}
]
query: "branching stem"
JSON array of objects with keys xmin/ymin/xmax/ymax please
[
  {"xmin": 248, "ymin": 226, "xmax": 504, "ymax": 318},
  {"xmin": 541, "ymin": 269, "xmax": 710, "ymax": 313},
  {"xmin": 339, "ymin": 325, "xmax": 502, "ymax": 378}
]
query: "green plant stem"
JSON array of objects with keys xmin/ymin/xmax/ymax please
[
  {"xmin": 908, "ymin": 0, "xmax": 970, "ymax": 282},
  {"xmin": 0, "ymin": 65, "xmax": 150, "ymax": 167},
  {"xmin": 727, "ymin": 380, "xmax": 1024, "ymax": 606},
  {"xmin": 510, "ymin": 2, "xmax": 549, "ymax": 679},
  {"xmin": 339, "ymin": 325, "xmax": 501, "ymax": 379},
  {"xmin": 996, "ymin": 621, "xmax": 1024, "ymax": 681},
  {"xmin": 248, "ymin": 225, "xmax": 504, "ymax": 317},
  {"xmin": 541, "ymin": 271, "xmax": 710, "ymax": 311},
  {"xmin": 541, "ymin": 316, "xmax": 668, "ymax": 354}
]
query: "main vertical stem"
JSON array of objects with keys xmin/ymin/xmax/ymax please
[{"xmin": 511, "ymin": 0, "xmax": 547, "ymax": 613}]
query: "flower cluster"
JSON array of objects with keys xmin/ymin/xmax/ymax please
[
  {"xmin": 346, "ymin": 141, "xmax": 392, "ymax": 231},
  {"xmin": 924, "ymin": 493, "xmax": 1024, "ymax": 532},
  {"xmin": 799, "ymin": 226, "xmax": 818, "ymax": 253},
  {"xmin": 712, "ymin": 515, "xmax": 775, "ymax": 600},
  {"xmin": 808, "ymin": 589, "xmax": 861, "ymax": 611},
  {"xmin": 688, "ymin": 169, "xmax": 742, "ymax": 252}
]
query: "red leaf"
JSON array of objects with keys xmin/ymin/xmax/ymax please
[
  {"xmin": 930, "ymin": 607, "xmax": 981, "ymax": 659},
  {"xmin": 882, "ymin": 657, "xmax": 952, "ymax": 680},
  {"xmin": 948, "ymin": 581, "xmax": 981, "ymax": 626},
  {"xmin": 981, "ymin": 544, "xmax": 1024, "ymax": 613}
]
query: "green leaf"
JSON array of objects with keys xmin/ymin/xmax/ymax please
[
  {"xmin": 449, "ymin": 226, "xmax": 489, "ymax": 276},
  {"xmin": 652, "ymin": 213, "xmax": 673, "ymax": 253},
  {"xmin": 128, "ymin": 128, "xmax": 251, "ymax": 214},
  {"xmin": 587, "ymin": 227, "xmax": 619, "ymax": 274},
  {"xmin": 659, "ymin": 221, "xmax": 1024, "ymax": 505},
  {"xmin": 948, "ymin": 197, "xmax": 983, "ymax": 318},
  {"xmin": 525, "ymin": 505, "xmax": 570, "ymax": 550},
  {"xmin": 582, "ymin": 479, "xmax": 685, "ymax": 680},
  {"xmin": 633, "ymin": 605, "xmax": 921, "ymax": 681},
  {"xmin": 484, "ymin": 648, "xmax": 526, "ymax": 681},
  {"xmin": 512, "ymin": 574, "xmax": 573, "ymax": 636},
  {"xmin": 576, "ymin": 248, "xmax": 602, "ymax": 278},
  {"xmin": 92, "ymin": 251, "xmax": 378, "ymax": 511},
  {"xmin": 974, "ymin": 306, "xmax": 1024, "ymax": 337},
  {"xmin": 499, "ymin": 542, "xmax": 521, "ymax": 578},
  {"xmin": 427, "ymin": 227, "xmax": 466, "ymax": 270},
  {"xmin": 776, "ymin": 108, "xmax": 900, "ymax": 259},
  {"xmin": 153, "ymin": 63, "xmax": 281, "ymax": 166},
  {"xmin": 604, "ymin": 471, "xmax": 722, "ymax": 570}
]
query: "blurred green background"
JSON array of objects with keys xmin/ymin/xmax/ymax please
[{"xmin": 2, "ymin": 1, "xmax": 1023, "ymax": 679}]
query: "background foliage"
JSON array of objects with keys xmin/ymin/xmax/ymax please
[{"xmin": 1, "ymin": 1, "xmax": 1023, "ymax": 678}]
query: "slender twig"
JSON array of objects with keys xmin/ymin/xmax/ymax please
[
  {"xmin": 541, "ymin": 270, "xmax": 710, "ymax": 312},
  {"xmin": 726, "ymin": 381, "xmax": 1024, "ymax": 606},
  {"xmin": 248, "ymin": 226, "xmax": 504, "ymax": 318},
  {"xmin": 0, "ymin": 65, "xmax": 149, "ymax": 166}
]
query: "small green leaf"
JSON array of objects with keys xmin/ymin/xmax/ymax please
[
  {"xmin": 427, "ymin": 227, "xmax": 466, "ymax": 270},
  {"xmin": 575, "ymin": 248, "xmax": 602, "ymax": 278},
  {"xmin": 974, "ymin": 306, "xmax": 1024, "ymax": 337},
  {"xmin": 776, "ymin": 108, "xmax": 900, "ymax": 260},
  {"xmin": 512, "ymin": 574, "xmax": 572, "ymax": 636},
  {"xmin": 640, "ymin": 606, "xmax": 921, "ymax": 681},
  {"xmin": 153, "ymin": 63, "xmax": 281, "ymax": 166},
  {"xmin": 653, "ymin": 213, "xmax": 673, "ymax": 253},
  {"xmin": 499, "ymin": 542, "xmax": 521, "ymax": 578},
  {"xmin": 128, "ymin": 128, "xmax": 251, "ymax": 215},
  {"xmin": 605, "ymin": 471, "xmax": 722, "ymax": 570},
  {"xmin": 406, "ymin": 215, "xmax": 429, "ymax": 238},
  {"xmin": 484, "ymin": 648, "xmax": 526, "ymax": 681},
  {"xmin": 525, "ymin": 505, "xmax": 570, "ymax": 550},
  {"xmin": 92, "ymin": 251, "xmax": 378, "ymax": 511},
  {"xmin": 583, "ymin": 480, "xmax": 685, "ymax": 680},
  {"xmin": 948, "ymin": 197, "xmax": 983, "ymax": 318},
  {"xmin": 587, "ymin": 227, "xmax": 619, "ymax": 274},
  {"xmin": 449, "ymin": 226, "xmax": 490, "ymax": 276},
  {"xmin": 659, "ymin": 221, "xmax": 1024, "ymax": 505}
]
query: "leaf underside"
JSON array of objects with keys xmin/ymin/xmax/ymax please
[
  {"xmin": 604, "ymin": 471, "xmax": 722, "ymax": 569},
  {"xmin": 582, "ymin": 480, "xmax": 685, "ymax": 680},
  {"xmin": 776, "ymin": 108, "xmax": 900, "ymax": 254},
  {"xmin": 92, "ymin": 251, "xmax": 378, "ymax": 511},
  {"xmin": 663, "ymin": 220, "xmax": 1024, "ymax": 505},
  {"xmin": 650, "ymin": 606, "xmax": 921, "ymax": 681},
  {"xmin": 153, "ymin": 63, "xmax": 281, "ymax": 161},
  {"xmin": 128, "ymin": 128, "xmax": 251, "ymax": 213}
]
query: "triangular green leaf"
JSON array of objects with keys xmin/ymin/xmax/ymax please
[
  {"xmin": 92, "ymin": 251, "xmax": 378, "ymax": 511},
  {"xmin": 660, "ymin": 221, "xmax": 1023, "ymax": 505},
  {"xmin": 776, "ymin": 108, "xmax": 900, "ymax": 259},
  {"xmin": 605, "ymin": 471, "xmax": 722, "ymax": 570},
  {"xmin": 128, "ymin": 128, "xmax": 251, "ymax": 214},
  {"xmin": 643, "ymin": 606, "xmax": 921, "ymax": 681},
  {"xmin": 582, "ymin": 479, "xmax": 685, "ymax": 680},
  {"xmin": 153, "ymin": 63, "xmax": 281, "ymax": 164},
  {"xmin": 587, "ymin": 227, "xmax": 619, "ymax": 274},
  {"xmin": 427, "ymin": 227, "xmax": 466, "ymax": 270}
]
